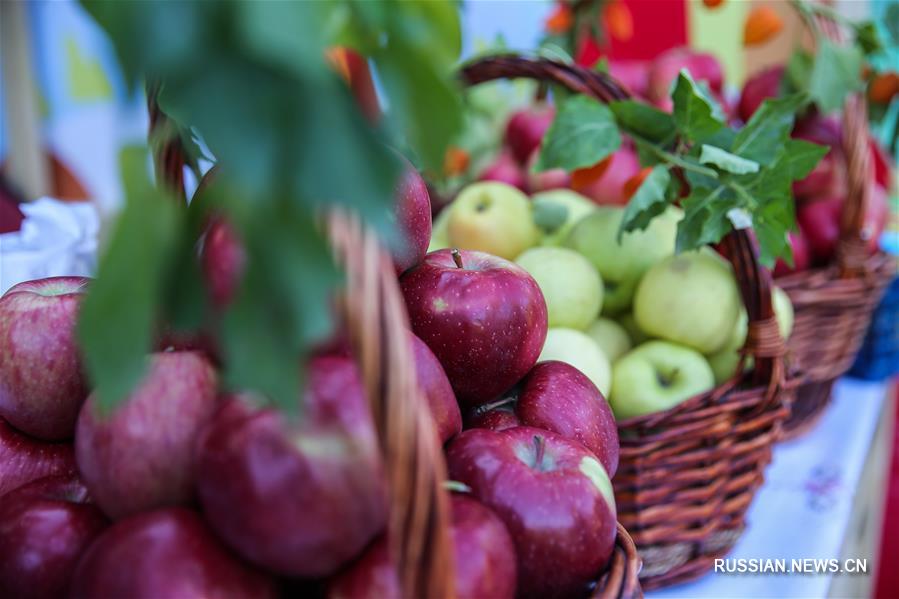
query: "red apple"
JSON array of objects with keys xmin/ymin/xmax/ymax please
[
  {"xmin": 791, "ymin": 114, "xmax": 846, "ymax": 201},
  {"xmin": 327, "ymin": 494, "xmax": 517, "ymax": 599},
  {"xmin": 467, "ymin": 406, "xmax": 520, "ymax": 431},
  {"xmin": 648, "ymin": 47, "xmax": 723, "ymax": 105},
  {"xmin": 573, "ymin": 148, "xmax": 641, "ymax": 206},
  {"xmin": 773, "ymin": 230, "xmax": 811, "ymax": 277},
  {"xmin": 75, "ymin": 351, "xmax": 219, "ymax": 519},
  {"xmin": 870, "ymin": 138, "xmax": 893, "ymax": 190},
  {"xmin": 0, "ymin": 475, "xmax": 108, "ymax": 599},
  {"xmin": 478, "ymin": 150, "xmax": 528, "ymax": 192},
  {"xmin": 798, "ymin": 185, "xmax": 889, "ymax": 264},
  {"xmin": 410, "ymin": 332, "xmax": 462, "ymax": 443},
  {"xmin": 1, "ymin": 417, "xmax": 75, "ymax": 498},
  {"xmin": 201, "ymin": 216, "xmax": 245, "ymax": 308},
  {"xmin": 609, "ymin": 60, "xmax": 650, "ymax": 98},
  {"xmin": 470, "ymin": 361, "xmax": 619, "ymax": 476},
  {"xmin": 393, "ymin": 160, "xmax": 433, "ymax": 274},
  {"xmin": 738, "ymin": 66, "xmax": 784, "ymax": 123},
  {"xmin": 400, "ymin": 249, "xmax": 548, "ymax": 410},
  {"xmin": 0, "ymin": 277, "xmax": 89, "ymax": 441},
  {"xmin": 195, "ymin": 356, "xmax": 387, "ymax": 578},
  {"xmin": 68, "ymin": 508, "xmax": 277, "ymax": 599},
  {"xmin": 446, "ymin": 427, "xmax": 617, "ymax": 599},
  {"xmin": 527, "ymin": 147, "xmax": 570, "ymax": 192},
  {"xmin": 505, "ymin": 105, "xmax": 555, "ymax": 165}
]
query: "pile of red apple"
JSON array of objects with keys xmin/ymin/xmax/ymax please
[{"xmin": 0, "ymin": 163, "xmax": 625, "ymax": 599}]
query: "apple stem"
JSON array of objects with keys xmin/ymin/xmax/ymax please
[
  {"xmin": 451, "ymin": 248, "xmax": 464, "ymax": 269},
  {"xmin": 473, "ymin": 396, "xmax": 517, "ymax": 415},
  {"xmin": 533, "ymin": 435, "xmax": 546, "ymax": 471},
  {"xmin": 443, "ymin": 480, "xmax": 473, "ymax": 494}
]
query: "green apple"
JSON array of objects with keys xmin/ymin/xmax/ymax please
[
  {"xmin": 610, "ymin": 340, "xmax": 715, "ymax": 420},
  {"xmin": 585, "ymin": 318, "xmax": 632, "ymax": 363},
  {"xmin": 538, "ymin": 328, "xmax": 611, "ymax": 396},
  {"xmin": 565, "ymin": 206, "xmax": 680, "ymax": 315},
  {"xmin": 428, "ymin": 203, "xmax": 453, "ymax": 252},
  {"xmin": 617, "ymin": 312, "xmax": 650, "ymax": 346},
  {"xmin": 447, "ymin": 182, "xmax": 540, "ymax": 260},
  {"xmin": 516, "ymin": 247, "xmax": 603, "ymax": 330},
  {"xmin": 531, "ymin": 190, "xmax": 596, "ymax": 247},
  {"xmin": 634, "ymin": 250, "xmax": 741, "ymax": 354}
]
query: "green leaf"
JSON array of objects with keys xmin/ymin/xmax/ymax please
[
  {"xmin": 77, "ymin": 147, "xmax": 182, "ymax": 412},
  {"xmin": 675, "ymin": 186, "xmax": 733, "ymax": 253},
  {"xmin": 808, "ymin": 39, "xmax": 864, "ymax": 113},
  {"xmin": 609, "ymin": 100, "xmax": 676, "ymax": 144},
  {"xmin": 671, "ymin": 70, "xmax": 724, "ymax": 143},
  {"xmin": 618, "ymin": 166, "xmax": 671, "ymax": 237},
  {"xmin": 855, "ymin": 21, "xmax": 884, "ymax": 55},
  {"xmin": 787, "ymin": 50, "xmax": 814, "ymax": 94},
  {"xmin": 699, "ymin": 145, "xmax": 760, "ymax": 174},
  {"xmin": 535, "ymin": 95, "xmax": 621, "ymax": 172},
  {"xmin": 780, "ymin": 139, "xmax": 829, "ymax": 181},
  {"xmin": 732, "ymin": 93, "xmax": 808, "ymax": 166}
]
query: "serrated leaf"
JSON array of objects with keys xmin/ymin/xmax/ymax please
[
  {"xmin": 780, "ymin": 139, "xmax": 829, "ymax": 181},
  {"xmin": 699, "ymin": 145, "xmax": 760, "ymax": 174},
  {"xmin": 618, "ymin": 166, "xmax": 671, "ymax": 237},
  {"xmin": 675, "ymin": 186, "xmax": 733, "ymax": 253},
  {"xmin": 535, "ymin": 96, "xmax": 621, "ymax": 172},
  {"xmin": 732, "ymin": 93, "xmax": 808, "ymax": 166},
  {"xmin": 808, "ymin": 40, "xmax": 864, "ymax": 113},
  {"xmin": 609, "ymin": 100, "xmax": 676, "ymax": 144},
  {"xmin": 671, "ymin": 70, "xmax": 724, "ymax": 143}
]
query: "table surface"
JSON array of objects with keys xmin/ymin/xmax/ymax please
[{"xmin": 648, "ymin": 378, "xmax": 889, "ymax": 599}]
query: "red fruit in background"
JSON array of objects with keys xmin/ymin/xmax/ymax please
[
  {"xmin": 526, "ymin": 147, "xmax": 570, "ymax": 192},
  {"xmin": 791, "ymin": 114, "xmax": 846, "ymax": 201},
  {"xmin": 400, "ymin": 249, "xmax": 548, "ymax": 410},
  {"xmin": 446, "ymin": 427, "xmax": 617, "ymax": 599},
  {"xmin": 327, "ymin": 495, "xmax": 517, "ymax": 599},
  {"xmin": 738, "ymin": 65, "xmax": 784, "ymax": 123},
  {"xmin": 410, "ymin": 332, "xmax": 462, "ymax": 444},
  {"xmin": 0, "ymin": 475, "xmax": 108, "ymax": 599},
  {"xmin": 623, "ymin": 166, "xmax": 654, "ymax": 201},
  {"xmin": 798, "ymin": 197, "xmax": 841, "ymax": 264},
  {"xmin": 196, "ymin": 356, "xmax": 387, "ymax": 578},
  {"xmin": 773, "ymin": 231, "xmax": 811, "ymax": 277},
  {"xmin": 393, "ymin": 160, "xmax": 433, "ymax": 274},
  {"xmin": 0, "ymin": 277, "xmax": 89, "ymax": 441},
  {"xmin": 864, "ymin": 184, "xmax": 890, "ymax": 253},
  {"xmin": 68, "ymin": 508, "xmax": 278, "ymax": 599},
  {"xmin": 573, "ymin": 148, "xmax": 641, "ymax": 206},
  {"xmin": 75, "ymin": 351, "xmax": 219, "ymax": 519},
  {"xmin": 647, "ymin": 47, "xmax": 723, "ymax": 104},
  {"xmin": 0, "ymin": 418, "xmax": 75, "ymax": 497},
  {"xmin": 609, "ymin": 60, "xmax": 650, "ymax": 98},
  {"xmin": 470, "ymin": 361, "xmax": 619, "ymax": 476},
  {"xmin": 479, "ymin": 150, "xmax": 528, "ymax": 192},
  {"xmin": 870, "ymin": 138, "xmax": 893, "ymax": 190},
  {"xmin": 505, "ymin": 106, "xmax": 555, "ymax": 165},
  {"xmin": 201, "ymin": 216, "xmax": 245, "ymax": 308}
]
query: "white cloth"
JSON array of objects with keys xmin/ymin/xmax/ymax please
[{"xmin": 0, "ymin": 198, "xmax": 99, "ymax": 294}]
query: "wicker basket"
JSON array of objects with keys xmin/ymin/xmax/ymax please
[
  {"xmin": 148, "ymin": 83, "xmax": 643, "ymax": 598},
  {"xmin": 461, "ymin": 55, "xmax": 794, "ymax": 590}
]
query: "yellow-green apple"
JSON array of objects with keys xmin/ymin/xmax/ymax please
[
  {"xmin": 634, "ymin": 250, "xmax": 741, "ymax": 353},
  {"xmin": 586, "ymin": 318, "xmax": 632, "ymax": 363},
  {"xmin": 68, "ymin": 508, "xmax": 277, "ymax": 599},
  {"xmin": 738, "ymin": 66, "xmax": 784, "ymax": 123},
  {"xmin": 531, "ymin": 189, "xmax": 595, "ymax": 247},
  {"xmin": 538, "ymin": 328, "xmax": 611, "ymax": 396},
  {"xmin": 75, "ymin": 351, "xmax": 219, "ymax": 519},
  {"xmin": 505, "ymin": 105, "xmax": 555, "ymax": 164},
  {"xmin": 526, "ymin": 147, "xmax": 570, "ymax": 192},
  {"xmin": 1, "ymin": 417, "xmax": 75, "ymax": 498},
  {"xmin": 617, "ymin": 313, "xmax": 650, "ymax": 346},
  {"xmin": 610, "ymin": 341, "xmax": 715, "ymax": 419},
  {"xmin": 469, "ymin": 361, "xmax": 619, "ymax": 476},
  {"xmin": 410, "ymin": 332, "xmax": 462, "ymax": 443},
  {"xmin": 392, "ymin": 160, "xmax": 432, "ymax": 274},
  {"xmin": 195, "ymin": 356, "xmax": 387, "ymax": 577},
  {"xmin": 572, "ymin": 148, "xmax": 641, "ymax": 206},
  {"xmin": 0, "ymin": 475, "xmax": 107, "ymax": 598},
  {"xmin": 400, "ymin": 249, "xmax": 547, "ymax": 409},
  {"xmin": 566, "ymin": 206, "xmax": 680, "ymax": 314},
  {"xmin": 326, "ymin": 494, "xmax": 517, "ymax": 599},
  {"xmin": 0, "ymin": 277, "xmax": 90, "ymax": 440},
  {"xmin": 428, "ymin": 203, "xmax": 453, "ymax": 252},
  {"xmin": 448, "ymin": 182, "xmax": 540, "ymax": 260},
  {"xmin": 446, "ymin": 427, "xmax": 617, "ymax": 599},
  {"xmin": 515, "ymin": 247, "xmax": 603, "ymax": 329},
  {"xmin": 478, "ymin": 150, "xmax": 528, "ymax": 192}
]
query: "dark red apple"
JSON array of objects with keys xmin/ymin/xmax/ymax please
[
  {"xmin": 526, "ymin": 147, "xmax": 570, "ymax": 192},
  {"xmin": 201, "ymin": 216, "xmax": 245, "ymax": 308},
  {"xmin": 195, "ymin": 356, "xmax": 387, "ymax": 578},
  {"xmin": 798, "ymin": 185, "xmax": 889, "ymax": 264},
  {"xmin": 470, "ymin": 361, "xmax": 619, "ymax": 476},
  {"xmin": 0, "ymin": 475, "xmax": 107, "ymax": 599},
  {"xmin": 327, "ymin": 494, "xmax": 517, "ymax": 599},
  {"xmin": 478, "ymin": 150, "xmax": 528, "ymax": 192},
  {"xmin": 446, "ymin": 427, "xmax": 617, "ymax": 599},
  {"xmin": 791, "ymin": 114, "xmax": 846, "ymax": 201},
  {"xmin": 648, "ymin": 47, "xmax": 723, "ymax": 106},
  {"xmin": 68, "ymin": 508, "xmax": 277, "ymax": 599},
  {"xmin": 870, "ymin": 138, "xmax": 893, "ymax": 190},
  {"xmin": 573, "ymin": 147, "xmax": 641, "ymax": 206},
  {"xmin": 393, "ymin": 160, "xmax": 432, "ymax": 274},
  {"xmin": 0, "ymin": 277, "xmax": 89, "ymax": 441},
  {"xmin": 0, "ymin": 417, "xmax": 75, "ymax": 497},
  {"xmin": 467, "ymin": 404, "xmax": 520, "ymax": 431},
  {"xmin": 75, "ymin": 351, "xmax": 219, "ymax": 519},
  {"xmin": 410, "ymin": 332, "xmax": 462, "ymax": 443},
  {"xmin": 400, "ymin": 249, "xmax": 548, "ymax": 410},
  {"xmin": 773, "ymin": 230, "xmax": 811, "ymax": 277},
  {"xmin": 505, "ymin": 105, "xmax": 555, "ymax": 165},
  {"xmin": 738, "ymin": 66, "xmax": 784, "ymax": 123}
]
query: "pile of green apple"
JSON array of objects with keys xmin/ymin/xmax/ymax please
[{"xmin": 431, "ymin": 180, "xmax": 794, "ymax": 420}]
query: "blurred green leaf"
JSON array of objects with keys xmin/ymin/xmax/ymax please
[
  {"xmin": 671, "ymin": 70, "xmax": 724, "ymax": 143},
  {"xmin": 699, "ymin": 145, "xmax": 759, "ymax": 174},
  {"xmin": 732, "ymin": 93, "xmax": 808, "ymax": 166},
  {"xmin": 808, "ymin": 40, "xmax": 864, "ymax": 113},
  {"xmin": 535, "ymin": 95, "xmax": 621, "ymax": 172},
  {"xmin": 855, "ymin": 21, "xmax": 884, "ymax": 55},
  {"xmin": 609, "ymin": 100, "xmax": 676, "ymax": 144},
  {"xmin": 618, "ymin": 166, "xmax": 671, "ymax": 237},
  {"xmin": 675, "ymin": 186, "xmax": 734, "ymax": 253},
  {"xmin": 787, "ymin": 50, "xmax": 814, "ymax": 94},
  {"xmin": 778, "ymin": 139, "xmax": 830, "ymax": 181}
]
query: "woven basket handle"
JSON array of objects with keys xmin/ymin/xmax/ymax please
[{"xmin": 460, "ymin": 55, "xmax": 783, "ymax": 388}]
